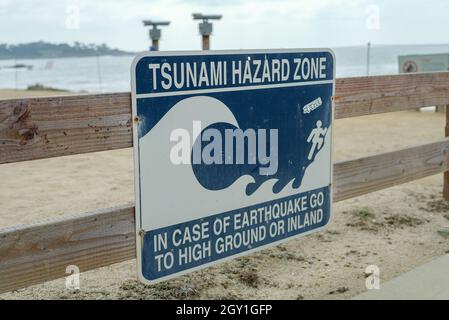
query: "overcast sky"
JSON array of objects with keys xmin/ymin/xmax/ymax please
[{"xmin": 1, "ymin": 0, "xmax": 448, "ymax": 51}]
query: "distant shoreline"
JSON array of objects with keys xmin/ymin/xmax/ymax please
[
  {"xmin": 0, "ymin": 53, "xmax": 136, "ymax": 61},
  {"xmin": 0, "ymin": 41, "xmax": 136, "ymax": 60},
  {"xmin": 2, "ymin": 42, "xmax": 449, "ymax": 61}
]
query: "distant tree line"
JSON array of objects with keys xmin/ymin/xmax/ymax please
[{"xmin": 0, "ymin": 41, "xmax": 133, "ymax": 59}]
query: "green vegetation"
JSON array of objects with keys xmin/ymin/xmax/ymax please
[
  {"xmin": 0, "ymin": 41, "xmax": 133, "ymax": 60},
  {"xmin": 437, "ymin": 229, "xmax": 449, "ymax": 239},
  {"xmin": 26, "ymin": 83, "xmax": 68, "ymax": 92},
  {"xmin": 356, "ymin": 208, "xmax": 376, "ymax": 220}
]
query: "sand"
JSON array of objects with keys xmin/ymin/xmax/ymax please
[
  {"xmin": 0, "ymin": 89, "xmax": 75, "ymax": 99},
  {"xmin": 0, "ymin": 89, "xmax": 448, "ymax": 300}
]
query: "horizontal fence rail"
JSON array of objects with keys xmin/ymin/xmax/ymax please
[
  {"xmin": 334, "ymin": 139, "xmax": 449, "ymax": 201},
  {"xmin": 0, "ymin": 93, "xmax": 132, "ymax": 164},
  {"xmin": 1, "ymin": 72, "xmax": 449, "ymax": 164},
  {"xmin": 1, "ymin": 138, "xmax": 449, "ymax": 293},
  {"xmin": 0, "ymin": 205, "xmax": 135, "ymax": 294}
]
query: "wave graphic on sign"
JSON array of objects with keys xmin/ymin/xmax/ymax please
[{"xmin": 138, "ymin": 96, "xmax": 331, "ymax": 230}]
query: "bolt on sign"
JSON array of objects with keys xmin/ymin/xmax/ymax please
[{"xmin": 131, "ymin": 49, "xmax": 335, "ymax": 284}]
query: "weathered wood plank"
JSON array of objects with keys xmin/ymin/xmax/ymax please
[
  {"xmin": 334, "ymin": 71, "xmax": 449, "ymax": 119},
  {"xmin": 333, "ymin": 138, "xmax": 449, "ymax": 201},
  {"xmin": 0, "ymin": 92, "xmax": 132, "ymax": 164},
  {"xmin": 1, "ymin": 139, "xmax": 449, "ymax": 294},
  {"xmin": 0, "ymin": 203, "xmax": 135, "ymax": 294},
  {"xmin": 1, "ymin": 72, "xmax": 449, "ymax": 164}
]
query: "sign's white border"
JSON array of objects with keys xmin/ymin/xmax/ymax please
[{"xmin": 131, "ymin": 48, "xmax": 336, "ymax": 285}]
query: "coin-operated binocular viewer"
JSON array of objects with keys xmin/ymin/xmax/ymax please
[
  {"xmin": 192, "ymin": 13, "xmax": 222, "ymax": 50},
  {"xmin": 142, "ymin": 20, "xmax": 170, "ymax": 51}
]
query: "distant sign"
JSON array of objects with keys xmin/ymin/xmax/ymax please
[
  {"xmin": 131, "ymin": 49, "xmax": 335, "ymax": 284},
  {"xmin": 399, "ymin": 53, "xmax": 449, "ymax": 73}
]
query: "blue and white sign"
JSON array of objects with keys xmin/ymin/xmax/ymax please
[{"xmin": 131, "ymin": 49, "xmax": 335, "ymax": 284}]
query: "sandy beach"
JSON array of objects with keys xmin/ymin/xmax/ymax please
[{"xmin": 0, "ymin": 89, "xmax": 448, "ymax": 300}]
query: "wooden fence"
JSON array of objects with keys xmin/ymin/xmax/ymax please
[{"xmin": 1, "ymin": 71, "xmax": 449, "ymax": 294}]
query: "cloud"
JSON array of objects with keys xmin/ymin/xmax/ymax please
[{"xmin": 0, "ymin": 0, "xmax": 448, "ymax": 50}]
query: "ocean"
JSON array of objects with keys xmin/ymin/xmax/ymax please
[{"xmin": 1, "ymin": 44, "xmax": 449, "ymax": 93}]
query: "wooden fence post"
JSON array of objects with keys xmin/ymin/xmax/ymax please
[{"xmin": 444, "ymin": 105, "xmax": 449, "ymax": 200}]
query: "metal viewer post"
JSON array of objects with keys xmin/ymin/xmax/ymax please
[
  {"xmin": 142, "ymin": 20, "xmax": 170, "ymax": 51},
  {"xmin": 192, "ymin": 13, "xmax": 222, "ymax": 50}
]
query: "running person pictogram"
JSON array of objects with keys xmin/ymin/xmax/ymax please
[{"xmin": 307, "ymin": 120, "xmax": 328, "ymax": 160}]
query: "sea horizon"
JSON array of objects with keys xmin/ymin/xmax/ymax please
[{"xmin": 1, "ymin": 43, "xmax": 449, "ymax": 93}]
